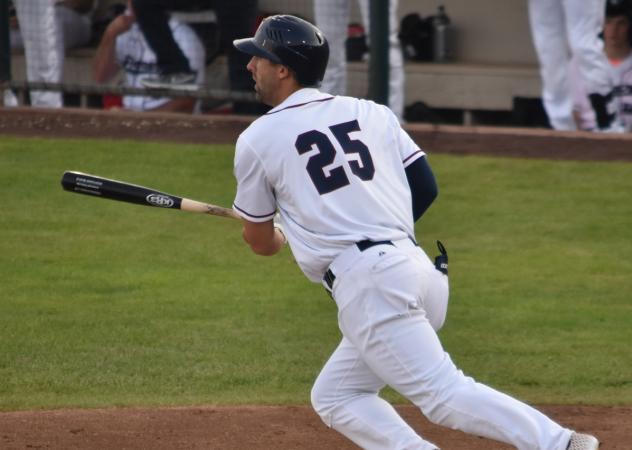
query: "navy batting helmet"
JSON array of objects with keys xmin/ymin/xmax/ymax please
[{"xmin": 233, "ymin": 15, "xmax": 329, "ymax": 87}]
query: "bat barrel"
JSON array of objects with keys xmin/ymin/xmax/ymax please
[
  {"xmin": 61, "ymin": 171, "xmax": 239, "ymax": 220},
  {"xmin": 61, "ymin": 171, "xmax": 183, "ymax": 209}
]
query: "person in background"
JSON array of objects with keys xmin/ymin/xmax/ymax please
[
  {"xmin": 314, "ymin": 0, "xmax": 405, "ymax": 121},
  {"xmin": 11, "ymin": 0, "xmax": 97, "ymax": 107},
  {"xmin": 92, "ymin": 2, "xmax": 205, "ymax": 113},
  {"xmin": 130, "ymin": 0, "xmax": 257, "ymax": 97},
  {"xmin": 528, "ymin": 0, "xmax": 622, "ymax": 132},
  {"xmin": 572, "ymin": 0, "xmax": 632, "ymax": 131}
]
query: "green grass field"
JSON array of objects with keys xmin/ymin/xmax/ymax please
[{"xmin": 1, "ymin": 136, "xmax": 631, "ymax": 411}]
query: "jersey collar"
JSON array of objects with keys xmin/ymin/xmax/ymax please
[{"xmin": 265, "ymin": 88, "xmax": 334, "ymax": 115}]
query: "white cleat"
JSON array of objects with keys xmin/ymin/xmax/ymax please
[
  {"xmin": 598, "ymin": 122, "xmax": 626, "ymax": 133},
  {"xmin": 140, "ymin": 72, "xmax": 197, "ymax": 91},
  {"xmin": 567, "ymin": 432, "xmax": 599, "ymax": 450}
]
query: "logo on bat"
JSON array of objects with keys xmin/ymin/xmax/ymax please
[{"xmin": 146, "ymin": 193, "xmax": 175, "ymax": 208}]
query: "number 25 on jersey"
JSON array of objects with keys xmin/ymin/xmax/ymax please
[{"xmin": 295, "ymin": 119, "xmax": 375, "ymax": 195}]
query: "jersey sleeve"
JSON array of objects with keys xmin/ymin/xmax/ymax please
[
  {"xmin": 392, "ymin": 111, "xmax": 425, "ymax": 167},
  {"xmin": 233, "ymin": 134, "xmax": 277, "ymax": 222}
]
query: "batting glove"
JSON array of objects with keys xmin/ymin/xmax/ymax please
[{"xmin": 273, "ymin": 213, "xmax": 287, "ymax": 245}]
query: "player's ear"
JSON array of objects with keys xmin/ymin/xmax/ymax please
[{"xmin": 278, "ymin": 64, "xmax": 294, "ymax": 82}]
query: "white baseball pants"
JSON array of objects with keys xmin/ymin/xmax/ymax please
[
  {"xmin": 528, "ymin": 0, "xmax": 610, "ymax": 130},
  {"xmin": 312, "ymin": 238, "xmax": 573, "ymax": 450},
  {"xmin": 314, "ymin": 0, "xmax": 405, "ymax": 121},
  {"xmin": 14, "ymin": 0, "xmax": 63, "ymax": 108},
  {"xmin": 11, "ymin": 4, "xmax": 92, "ymax": 51}
]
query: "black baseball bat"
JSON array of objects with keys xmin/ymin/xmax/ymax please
[{"xmin": 61, "ymin": 171, "xmax": 240, "ymax": 220}]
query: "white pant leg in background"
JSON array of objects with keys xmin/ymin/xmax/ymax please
[
  {"xmin": 528, "ymin": 0, "xmax": 576, "ymax": 130},
  {"xmin": 565, "ymin": 0, "xmax": 611, "ymax": 97},
  {"xmin": 312, "ymin": 241, "xmax": 573, "ymax": 450},
  {"xmin": 315, "ymin": 0, "xmax": 405, "ymax": 121},
  {"xmin": 357, "ymin": 0, "xmax": 405, "ymax": 121},
  {"xmin": 14, "ymin": 0, "xmax": 63, "ymax": 108},
  {"xmin": 11, "ymin": 4, "xmax": 92, "ymax": 50},
  {"xmin": 314, "ymin": 0, "xmax": 349, "ymax": 96}
]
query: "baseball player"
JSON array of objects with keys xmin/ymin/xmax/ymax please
[
  {"xmin": 92, "ymin": 2, "xmax": 205, "ymax": 113},
  {"xmin": 528, "ymin": 0, "xmax": 622, "ymax": 132},
  {"xmin": 132, "ymin": 0, "xmax": 258, "ymax": 92},
  {"xmin": 571, "ymin": 0, "xmax": 632, "ymax": 131},
  {"xmin": 231, "ymin": 14, "xmax": 600, "ymax": 450},
  {"xmin": 314, "ymin": 0, "xmax": 405, "ymax": 121}
]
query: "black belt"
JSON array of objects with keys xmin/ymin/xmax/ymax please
[
  {"xmin": 323, "ymin": 240, "xmax": 394, "ymax": 290},
  {"xmin": 356, "ymin": 239, "xmax": 394, "ymax": 252},
  {"xmin": 323, "ymin": 239, "xmax": 447, "ymax": 292}
]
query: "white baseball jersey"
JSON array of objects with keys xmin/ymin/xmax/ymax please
[
  {"xmin": 614, "ymin": 54, "xmax": 632, "ymax": 130},
  {"xmin": 572, "ymin": 52, "xmax": 632, "ymax": 131},
  {"xmin": 116, "ymin": 20, "xmax": 205, "ymax": 111},
  {"xmin": 233, "ymin": 88, "xmax": 424, "ymax": 282}
]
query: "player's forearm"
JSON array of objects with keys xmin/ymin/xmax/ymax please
[
  {"xmin": 243, "ymin": 230, "xmax": 285, "ymax": 256},
  {"xmin": 92, "ymin": 31, "xmax": 119, "ymax": 83},
  {"xmin": 241, "ymin": 220, "xmax": 285, "ymax": 256},
  {"xmin": 93, "ymin": 14, "xmax": 135, "ymax": 83}
]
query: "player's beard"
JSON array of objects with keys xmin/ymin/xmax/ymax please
[
  {"xmin": 253, "ymin": 79, "xmax": 275, "ymax": 106},
  {"xmin": 253, "ymin": 84, "xmax": 263, "ymax": 103}
]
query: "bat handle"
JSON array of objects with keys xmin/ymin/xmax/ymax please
[{"xmin": 181, "ymin": 198, "xmax": 241, "ymax": 220}]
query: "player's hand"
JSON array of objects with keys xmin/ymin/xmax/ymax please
[
  {"xmin": 273, "ymin": 213, "xmax": 287, "ymax": 245},
  {"xmin": 107, "ymin": 12, "xmax": 135, "ymax": 36}
]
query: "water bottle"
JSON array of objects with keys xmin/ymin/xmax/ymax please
[{"xmin": 432, "ymin": 4, "xmax": 452, "ymax": 62}]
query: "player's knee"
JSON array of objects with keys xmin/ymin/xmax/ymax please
[
  {"xmin": 310, "ymin": 382, "xmax": 332, "ymax": 423},
  {"xmin": 406, "ymin": 355, "xmax": 473, "ymax": 420},
  {"xmin": 420, "ymin": 371, "xmax": 477, "ymax": 426}
]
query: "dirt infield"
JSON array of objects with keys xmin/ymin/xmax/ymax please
[
  {"xmin": 1, "ymin": 405, "xmax": 630, "ymax": 450},
  {"xmin": 1, "ymin": 107, "xmax": 630, "ymax": 449}
]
